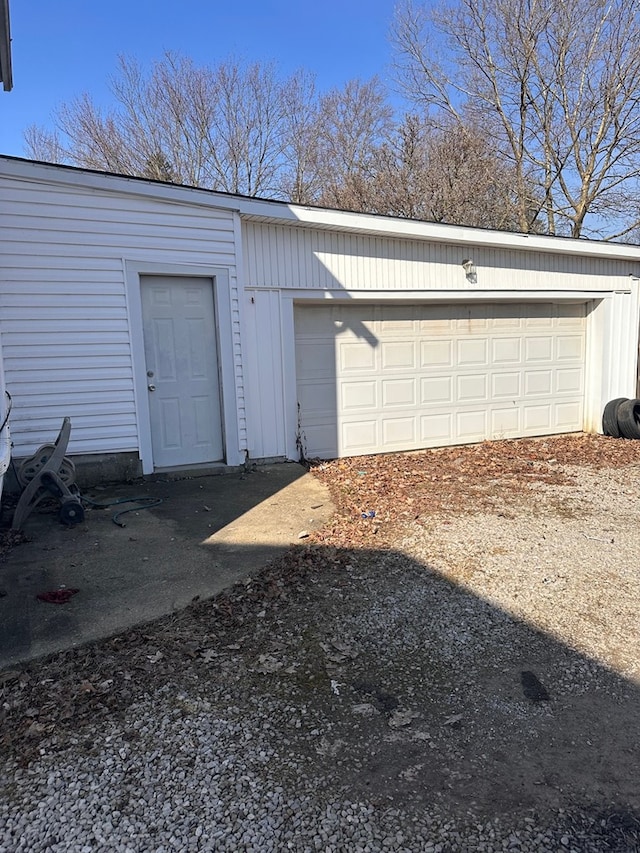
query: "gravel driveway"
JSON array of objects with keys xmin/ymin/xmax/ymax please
[{"xmin": 1, "ymin": 435, "xmax": 640, "ymax": 852}]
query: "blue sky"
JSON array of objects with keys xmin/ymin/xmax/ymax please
[{"xmin": 0, "ymin": 0, "xmax": 401, "ymax": 158}]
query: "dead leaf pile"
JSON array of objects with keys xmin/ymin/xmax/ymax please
[{"xmin": 310, "ymin": 434, "xmax": 640, "ymax": 548}]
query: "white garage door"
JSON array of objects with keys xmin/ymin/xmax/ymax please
[{"xmin": 294, "ymin": 302, "xmax": 586, "ymax": 459}]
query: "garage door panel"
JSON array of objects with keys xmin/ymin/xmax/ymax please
[
  {"xmin": 492, "ymin": 305, "xmax": 524, "ymax": 328},
  {"xmin": 382, "ymin": 416, "xmax": 416, "ymax": 445},
  {"xmin": 295, "ymin": 302, "xmax": 585, "ymax": 459},
  {"xmin": 421, "ymin": 376, "xmax": 453, "ymax": 403},
  {"xmin": 456, "ymin": 315, "xmax": 490, "ymax": 333},
  {"xmin": 457, "ymin": 374, "xmax": 488, "ymax": 401},
  {"xmin": 332, "ymin": 305, "xmax": 379, "ymax": 334},
  {"xmin": 457, "ymin": 338, "xmax": 489, "ymax": 366},
  {"xmin": 492, "ymin": 337, "xmax": 522, "ymax": 363},
  {"xmin": 339, "ymin": 342, "xmax": 376, "ymax": 372},
  {"xmin": 419, "ymin": 319, "xmax": 457, "ymax": 334},
  {"xmin": 525, "ymin": 370, "xmax": 553, "ymax": 395},
  {"xmin": 525, "ymin": 304, "xmax": 555, "ymax": 325},
  {"xmin": 418, "ymin": 306, "xmax": 457, "ymax": 333},
  {"xmin": 341, "ymin": 381, "xmax": 377, "ymax": 410},
  {"xmin": 457, "ymin": 409, "xmax": 488, "ymax": 439},
  {"xmin": 421, "ymin": 412, "xmax": 454, "ymax": 441},
  {"xmin": 298, "ymin": 381, "xmax": 336, "ymax": 415},
  {"xmin": 555, "ymin": 368, "xmax": 582, "ymax": 394},
  {"xmin": 556, "ymin": 401, "xmax": 582, "ymax": 427},
  {"xmin": 294, "ymin": 305, "xmax": 336, "ymax": 335},
  {"xmin": 421, "ymin": 340, "xmax": 453, "ymax": 367},
  {"xmin": 492, "ymin": 372, "xmax": 521, "ymax": 397},
  {"xmin": 381, "ymin": 340, "xmax": 416, "ymax": 369},
  {"xmin": 382, "ymin": 378, "xmax": 416, "ymax": 406},
  {"xmin": 525, "ymin": 337, "xmax": 553, "ymax": 361},
  {"xmin": 296, "ymin": 342, "xmax": 334, "ymax": 380},
  {"xmin": 523, "ymin": 404, "xmax": 552, "ymax": 429},
  {"xmin": 342, "ymin": 420, "xmax": 378, "ymax": 453},
  {"xmin": 556, "ymin": 335, "xmax": 583, "ymax": 359},
  {"xmin": 303, "ymin": 422, "xmax": 338, "ymax": 458},
  {"xmin": 491, "ymin": 408, "xmax": 520, "ymax": 436}
]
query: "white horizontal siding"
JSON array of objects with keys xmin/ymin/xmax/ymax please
[
  {"xmin": 243, "ymin": 222, "xmax": 636, "ymax": 292},
  {"xmin": 3, "ymin": 183, "xmax": 235, "ymax": 229},
  {"xmin": 0, "ymin": 175, "xmax": 241, "ymax": 459}
]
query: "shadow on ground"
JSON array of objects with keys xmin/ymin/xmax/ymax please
[
  {"xmin": 1, "ymin": 539, "xmax": 639, "ymax": 848},
  {"xmin": 0, "ymin": 463, "xmax": 332, "ymax": 669}
]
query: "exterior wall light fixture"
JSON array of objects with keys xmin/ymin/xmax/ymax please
[{"xmin": 462, "ymin": 258, "xmax": 477, "ymax": 284}]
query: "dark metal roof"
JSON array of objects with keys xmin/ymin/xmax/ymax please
[{"xmin": 0, "ymin": 0, "xmax": 12, "ymax": 92}]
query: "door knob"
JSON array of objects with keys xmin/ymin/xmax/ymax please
[{"xmin": 148, "ymin": 384, "xmax": 156, "ymax": 392}]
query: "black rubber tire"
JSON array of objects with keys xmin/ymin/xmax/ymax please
[
  {"xmin": 602, "ymin": 397, "xmax": 629, "ymax": 437},
  {"xmin": 616, "ymin": 398, "xmax": 640, "ymax": 439}
]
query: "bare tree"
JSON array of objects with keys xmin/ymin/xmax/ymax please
[
  {"xmin": 23, "ymin": 125, "xmax": 68, "ymax": 164},
  {"xmin": 393, "ymin": 0, "xmax": 640, "ymax": 239},
  {"xmin": 21, "ymin": 46, "xmax": 543, "ymax": 232},
  {"xmin": 279, "ymin": 70, "xmax": 323, "ymax": 204},
  {"xmin": 353, "ymin": 113, "xmax": 430, "ymax": 219},
  {"xmin": 314, "ymin": 78, "xmax": 394, "ymax": 210},
  {"xmin": 25, "ymin": 54, "xmax": 299, "ymax": 197},
  {"xmin": 371, "ymin": 117, "xmax": 530, "ymax": 229},
  {"xmin": 25, "ymin": 56, "xmax": 397, "ymax": 207},
  {"xmin": 204, "ymin": 58, "xmax": 288, "ymax": 196},
  {"xmin": 424, "ymin": 123, "xmax": 537, "ymax": 230}
]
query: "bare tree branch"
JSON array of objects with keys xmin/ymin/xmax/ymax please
[{"xmin": 393, "ymin": 0, "xmax": 640, "ymax": 239}]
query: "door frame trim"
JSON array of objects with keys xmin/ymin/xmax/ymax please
[{"xmin": 125, "ymin": 260, "xmax": 239, "ymax": 474}]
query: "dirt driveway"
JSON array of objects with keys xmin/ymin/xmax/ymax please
[{"xmin": 2, "ymin": 434, "xmax": 640, "ymax": 851}]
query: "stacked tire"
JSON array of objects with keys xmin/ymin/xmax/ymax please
[{"xmin": 602, "ymin": 397, "xmax": 640, "ymax": 439}]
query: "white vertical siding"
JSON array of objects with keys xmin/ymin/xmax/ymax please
[
  {"xmin": 231, "ymin": 212, "xmax": 246, "ymax": 451},
  {"xmin": 243, "ymin": 289, "xmax": 286, "ymax": 458},
  {"xmin": 590, "ymin": 286, "xmax": 640, "ymax": 431},
  {"xmin": 0, "ymin": 330, "xmax": 9, "ymax": 501},
  {"xmin": 0, "ymin": 176, "xmax": 242, "ymax": 459},
  {"xmin": 243, "ymin": 222, "xmax": 636, "ymax": 292}
]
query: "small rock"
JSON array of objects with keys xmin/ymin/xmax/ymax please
[
  {"xmin": 254, "ymin": 654, "xmax": 283, "ymax": 673},
  {"xmin": 389, "ymin": 709, "xmax": 418, "ymax": 728},
  {"xmin": 351, "ymin": 703, "xmax": 377, "ymax": 716},
  {"xmin": 521, "ymin": 670, "xmax": 550, "ymax": 702}
]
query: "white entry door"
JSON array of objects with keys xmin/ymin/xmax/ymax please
[{"xmin": 141, "ymin": 276, "xmax": 224, "ymax": 468}]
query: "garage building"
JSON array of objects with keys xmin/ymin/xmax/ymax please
[{"xmin": 1, "ymin": 156, "xmax": 638, "ymax": 478}]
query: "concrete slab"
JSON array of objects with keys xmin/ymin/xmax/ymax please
[{"xmin": 0, "ymin": 463, "xmax": 333, "ymax": 670}]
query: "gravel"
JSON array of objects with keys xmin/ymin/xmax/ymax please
[
  {"xmin": 2, "ymin": 694, "xmax": 633, "ymax": 853},
  {"xmin": 2, "ymin": 436, "xmax": 640, "ymax": 852}
]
